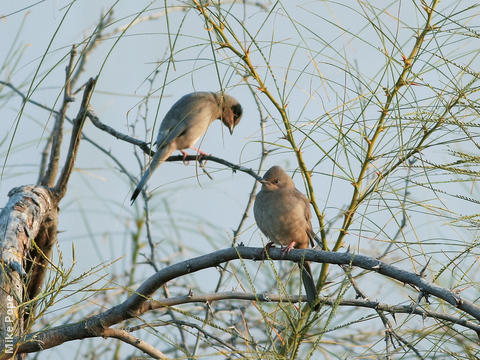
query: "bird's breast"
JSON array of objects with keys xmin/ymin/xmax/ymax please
[{"xmin": 254, "ymin": 190, "xmax": 309, "ymax": 247}]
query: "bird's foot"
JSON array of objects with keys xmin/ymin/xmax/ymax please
[
  {"xmin": 180, "ymin": 150, "xmax": 190, "ymax": 165},
  {"xmin": 191, "ymin": 146, "xmax": 210, "ymax": 162},
  {"xmin": 261, "ymin": 242, "xmax": 275, "ymax": 260},
  {"xmin": 281, "ymin": 241, "xmax": 296, "ymax": 258}
]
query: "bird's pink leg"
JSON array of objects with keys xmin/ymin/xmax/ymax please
[
  {"xmin": 191, "ymin": 146, "xmax": 209, "ymax": 157},
  {"xmin": 281, "ymin": 241, "xmax": 296, "ymax": 256},
  {"xmin": 180, "ymin": 150, "xmax": 190, "ymax": 165}
]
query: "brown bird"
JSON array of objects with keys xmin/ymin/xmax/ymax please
[
  {"xmin": 131, "ymin": 91, "xmax": 243, "ymax": 203},
  {"xmin": 254, "ymin": 166, "xmax": 318, "ymax": 310}
]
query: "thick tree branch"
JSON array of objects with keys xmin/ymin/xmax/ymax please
[
  {"xmin": 0, "ymin": 187, "xmax": 57, "ymax": 277},
  {"xmin": 0, "ymin": 186, "xmax": 58, "ymax": 349},
  {"xmin": 4, "ymin": 246, "xmax": 479, "ymax": 357},
  {"xmin": 1, "ymin": 78, "xmax": 97, "ymax": 339}
]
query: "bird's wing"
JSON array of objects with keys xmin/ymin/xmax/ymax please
[
  {"xmin": 156, "ymin": 93, "xmax": 214, "ymax": 147},
  {"xmin": 293, "ymin": 189, "xmax": 319, "ymax": 248},
  {"xmin": 253, "ymin": 190, "xmax": 271, "ymax": 238},
  {"xmin": 293, "ymin": 189, "xmax": 312, "ymax": 227}
]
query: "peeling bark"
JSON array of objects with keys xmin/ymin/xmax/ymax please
[{"xmin": 0, "ymin": 186, "xmax": 58, "ymax": 353}]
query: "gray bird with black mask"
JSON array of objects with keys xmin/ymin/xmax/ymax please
[{"xmin": 131, "ymin": 91, "xmax": 243, "ymax": 203}]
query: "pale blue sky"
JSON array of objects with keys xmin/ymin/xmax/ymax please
[{"xmin": 1, "ymin": 1, "xmax": 478, "ymax": 357}]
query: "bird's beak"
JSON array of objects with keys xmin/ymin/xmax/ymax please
[
  {"xmin": 259, "ymin": 179, "xmax": 269, "ymax": 185},
  {"xmin": 229, "ymin": 124, "xmax": 234, "ymax": 135}
]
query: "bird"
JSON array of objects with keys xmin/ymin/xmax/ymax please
[
  {"xmin": 253, "ymin": 166, "xmax": 319, "ymax": 310},
  {"xmin": 131, "ymin": 91, "xmax": 243, "ymax": 203}
]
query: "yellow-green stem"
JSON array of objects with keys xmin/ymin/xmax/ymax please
[
  {"xmin": 193, "ymin": 1, "xmax": 328, "ymax": 250},
  {"xmin": 318, "ymin": 0, "xmax": 439, "ymax": 286}
]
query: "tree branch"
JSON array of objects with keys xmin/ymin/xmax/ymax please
[
  {"xmin": 0, "ymin": 185, "xmax": 58, "ymax": 347},
  {"xmin": 86, "ymin": 108, "xmax": 262, "ymax": 181},
  {"xmin": 4, "ymin": 246, "xmax": 479, "ymax": 357},
  {"xmin": 140, "ymin": 291, "xmax": 480, "ymax": 334},
  {"xmin": 54, "ymin": 77, "xmax": 96, "ymax": 199},
  {"xmin": 101, "ymin": 328, "xmax": 169, "ymax": 359},
  {"xmin": 40, "ymin": 45, "xmax": 76, "ymax": 187}
]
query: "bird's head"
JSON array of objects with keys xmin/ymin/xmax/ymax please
[
  {"xmin": 218, "ymin": 94, "xmax": 243, "ymax": 135},
  {"xmin": 259, "ymin": 166, "xmax": 295, "ymax": 191}
]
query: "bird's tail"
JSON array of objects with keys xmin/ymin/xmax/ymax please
[
  {"xmin": 309, "ymin": 232, "xmax": 323, "ymax": 249},
  {"xmin": 130, "ymin": 143, "xmax": 174, "ymax": 204},
  {"xmin": 299, "ymin": 260, "xmax": 319, "ymax": 311}
]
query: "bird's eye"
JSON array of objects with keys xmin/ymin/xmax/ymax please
[
  {"xmin": 232, "ymin": 104, "xmax": 243, "ymax": 123},
  {"xmin": 273, "ymin": 178, "xmax": 279, "ymax": 184}
]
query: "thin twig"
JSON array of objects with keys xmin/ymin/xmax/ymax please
[
  {"xmin": 101, "ymin": 328, "xmax": 169, "ymax": 359},
  {"xmin": 70, "ymin": 12, "xmax": 113, "ymax": 89},
  {"xmin": 377, "ymin": 158, "xmax": 414, "ymax": 260},
  {"xmin": 54, "ymin": 77, "xmax": 96, "ymax": 199},
  {"xmin": 214, "ymin": 84, "xmax": 269, "ymax": 295},
  {"xmin": 87, "ymin": 107, "xmax": 262, "ymax": 181},
  {"xmin": 193, "ymin": 0, "xmax": 328, "ymax": 251},
  {"xmin": 333, "ymin": 0, "xmax": 440, "ymax": 252},
  {"xmin": 0, "ymin": 81, "xmax": 136, "ymax": 187},
  {"xmin": 130, "ymin": 319, "xmax": 244, "ymax": 356},
  {"xmin": 41, "ymin": 45, "xmax": 76, "ymax": 187},
  {"xmin": 141, "ymin": 291, "xmax": 480, "ymax": 334},
  {"xmin": 36, "ymin": 132, "xmax": 53, "ymax": 185},
  {"xmin": 341, "ymin": 265, "xmax": 424, "ymax": 359}
]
